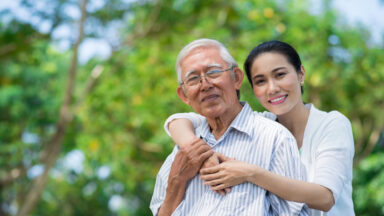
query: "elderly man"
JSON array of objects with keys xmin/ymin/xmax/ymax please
[{"xmin": 150, "ymin": 39, "xmax": 307, "ymax": 215}]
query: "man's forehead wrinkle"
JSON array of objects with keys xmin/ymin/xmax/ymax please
[{"xmin": 183, "ymin": 62, "xmax": 223, "ymax": 78}]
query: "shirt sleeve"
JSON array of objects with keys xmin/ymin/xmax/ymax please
[
  {"xmin": 267, "ymin": 128, "xmax": 308, "ymax": 215},
  {"xmin": 313, "ymin": 112, "xmax": 354, "ymax": 202},
  {"xmin": 150, "ymin": 172, "xmax": 167, "ymax": 215},
  {"xmin": 149, "ymin": 147, "xmax": 179, "ymax": 215},
  {"xmin": 163, "ymin": 112, "xmax": 206, "ymax": 136}
]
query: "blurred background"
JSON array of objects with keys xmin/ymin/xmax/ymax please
[{"xmin": 1, "ymin": 0, "xmax": 384, "ymax": 215}]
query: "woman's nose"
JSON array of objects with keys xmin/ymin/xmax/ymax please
[{"xmin": 267, "ymin": 80, "xmax": 280, "ymax": 95}]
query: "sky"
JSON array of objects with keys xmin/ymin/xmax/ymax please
[{"xmin": 331, "ymin": 0, "xmax": 384, "ymax": 43}]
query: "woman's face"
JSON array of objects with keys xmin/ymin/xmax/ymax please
[{"xmin": 250, "ymin": 52, "xmax": 304, "ymax": 116}]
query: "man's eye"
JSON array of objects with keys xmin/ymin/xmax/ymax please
[
  {"xmin": 207, "ymin": 70, "xmax": 222, "ymax": 77},
  {"xmin": 208, "ymin": 69, "xmax": 221, "ymax": 74},
  {"xmin": 187, "ymin": 76, "xmax": 200, "ymax": 82}
]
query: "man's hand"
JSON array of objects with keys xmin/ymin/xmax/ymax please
[
  {"xmin": 169, "ymin": 138, "xmax": 213, "ymax": 182},
  {"xmin": 158, "ymin": 138, "xmax": 213, "ymax": 216}
]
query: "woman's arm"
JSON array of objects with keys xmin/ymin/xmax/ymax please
[
  {"xmin": 168, "ymin": 118, "xmax": 196, "ymax": 147},
  {"xmin": 200, "ymin": 155, "xmax": 334, "ymax": 212},
  {"xmin": 247, "ymin": 165, "xmax": 334, "ymax": 211},
  {"xmin": 164, "ymin": 112, "xmax": 205, "ymax": 147}
]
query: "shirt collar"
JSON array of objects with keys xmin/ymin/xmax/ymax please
[{"xmin": 196, "ymin": 101, "xmax": 254, "ymax": 140}]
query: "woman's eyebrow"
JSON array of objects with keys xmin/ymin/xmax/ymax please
[
  {"xmin": 252, "ymin": 74, "xmax": 264, "ymax": 80},
  {"xmin": 271, "ymin": 66, "xmax": 287, "ymax": 73}
]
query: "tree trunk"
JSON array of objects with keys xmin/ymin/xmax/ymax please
[{"xmin": 16, "ymin": 0, "xmax": 88, "ymax": 215}]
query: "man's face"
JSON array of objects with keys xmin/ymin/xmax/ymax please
[{"xmin": 177, "ymin": 46, "xmax": 243, "ymax": 119}]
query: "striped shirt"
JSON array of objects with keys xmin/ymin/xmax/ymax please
[{"xmin": 150, "ymin": 102, "xmax": 308, "ymax": 215}]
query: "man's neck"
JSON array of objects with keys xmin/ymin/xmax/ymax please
[{"xmin": 207, "ymin": 102, "xmax": 243, "ymax": 140}]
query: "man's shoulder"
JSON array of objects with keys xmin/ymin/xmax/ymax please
[{"xmin": 250, "ymin": 112, "xmax": 291, "ymax": 133}]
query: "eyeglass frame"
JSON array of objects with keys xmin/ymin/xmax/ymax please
[{"xmin": 179, "ymin": 65, "xmax": 235, "ymax": 87}]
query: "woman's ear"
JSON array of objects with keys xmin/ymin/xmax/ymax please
[{"xmin": 299, "ymin": 65, "xmax": 306, "ymax": 85}]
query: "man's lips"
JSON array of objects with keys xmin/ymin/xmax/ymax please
[
  {"xmin": 201, "ymin": 94, "xmax": 219, "ymax": 102},
  {"xmin": 268, "ymin": 95, "xmax": 287, "ymax": 105}
]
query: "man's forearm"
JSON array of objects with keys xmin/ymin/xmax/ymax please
[{"xmin": 158, "ymin": 177, "xmax": 187, "ymax": 216}]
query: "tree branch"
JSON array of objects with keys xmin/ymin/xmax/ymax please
[
  {"xmin": 123, "ymin": 0, "xmax": 162, "ymax": 46},
  {"xmin": 16, "ymin": 0, "xmax": 89, "ymax": 215}
]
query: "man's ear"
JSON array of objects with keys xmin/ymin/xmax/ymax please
[
  {"xmin": 177, "ymin": 86, "xmax": 191, "ymax": 105},
  {"xmin": 233, "ymin": 68, "xmax": 244, "ymax": 90}
]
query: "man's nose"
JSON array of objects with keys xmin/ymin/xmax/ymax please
[{"xmin": 200, "ymin": 75, "xmax": 213, "ymax": 90}]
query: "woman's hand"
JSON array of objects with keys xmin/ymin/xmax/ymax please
[
  {"xmin": 200, "ymin": 154, "xmax": 253, "ymax": 191},
  {"xmin": 200, "ymin": 153, "xmax": 231, "ymax": 195}
]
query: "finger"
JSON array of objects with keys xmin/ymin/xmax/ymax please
[
  {"xmin": 213, "ymin": 189, "xmax": 227, "ymax": 196},
  {"xmin": 200, "ymin": 172, "xmax": 221, "ymax": 181},
  {"xmin": 192, "ymin": 137, "xmax": 208, "ymax": 147},
  {"xmin": 194, "ymin": 143, "xmax": 212, "ymax": 157},
  {"xmin": 211, "ymin": 184, "xmax": 226, "ymax": 191},
  {"xmin": 210, "ymin": 154, "xmax": 220, "ymax": 164},
  {"xmin": 185, "ymin": 137, "xmax": 205, "ymax": 151},
  {"xmin": 204, "ymin": 178, "xmax": 224, "ymax": 187},
  {"xmin": 225, "ymin": 187, "xmax": 231, "ymax": 193},
  {"xmin": 200, "ymin": 165, "xmax": 220, "ymax": 175},
  {"xmin": 218, "ymin": 189, "xmax": 226, "ymax": 196},
  {"xmin": 203, "ymin": 155, "xmax": 220, "ymax": 167},
  {"xmin": 198, "ymin": 149, "xmax": 214, "ymax": 164}
]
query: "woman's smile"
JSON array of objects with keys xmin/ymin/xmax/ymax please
[{"xmin": 269, "ymin": 95, "xmax": 288, "ymax": 105}]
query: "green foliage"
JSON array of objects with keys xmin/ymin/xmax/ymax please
[
  {"xmin": 1, "ymin": 0, "xmax": 383, "ymax": 215},
  {"xmin": 353, "ymin": 150, "xmax": 384, "ymax": 215}
]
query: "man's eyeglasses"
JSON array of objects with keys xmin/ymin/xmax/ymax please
[{"xmin": 180, "ymin": 66, "xmax": 234, "ymax": 87}]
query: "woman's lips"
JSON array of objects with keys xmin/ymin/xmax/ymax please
[{"xmin": 268, "ymin": 95, "xmax": 287, "ymax": 105}]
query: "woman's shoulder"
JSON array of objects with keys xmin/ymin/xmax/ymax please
[
  {"xmin": 307, "ymin": 104, "xmax": 353, "ymax": 140},
  {"xmin": 309, "ymin": 104, "xmax": 351, "ymax": 127},
  {"xmin": 258, "ymin": 110, "xmax": 277, "ymax": 121},
  {"xmin": 305, "ymin": 105, "xmax": 354, "ymax": 155}
]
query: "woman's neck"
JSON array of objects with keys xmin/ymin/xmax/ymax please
[{"xmin": 276, "ymin": 102, "xmax": 310, "ymax": 149}]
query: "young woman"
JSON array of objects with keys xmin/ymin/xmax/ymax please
[{"xmin": 164, "ymin": 41, "xmax": 355, "ymax": 215}]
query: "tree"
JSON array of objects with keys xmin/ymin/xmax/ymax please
[{"xmin": 1, "ymin": 0, "xmax": 383, "ymax": 215}]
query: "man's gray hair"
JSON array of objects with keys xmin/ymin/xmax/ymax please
[{"xmin": 175, "ymin": 38, "xmax": 238, "ymax": 84}]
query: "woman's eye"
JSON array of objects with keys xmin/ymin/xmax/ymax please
[
  {"xmin": 277, "ymin": 72, "xmax": 286, "ymax": 78},
  {"xmin": 254, "ymin": 79, "xmax": 265, "ymax": 85}
]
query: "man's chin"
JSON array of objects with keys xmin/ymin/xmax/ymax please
[{"xmin": 200, "ymin": 108, "xmax": 224, "ymax": 119}]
